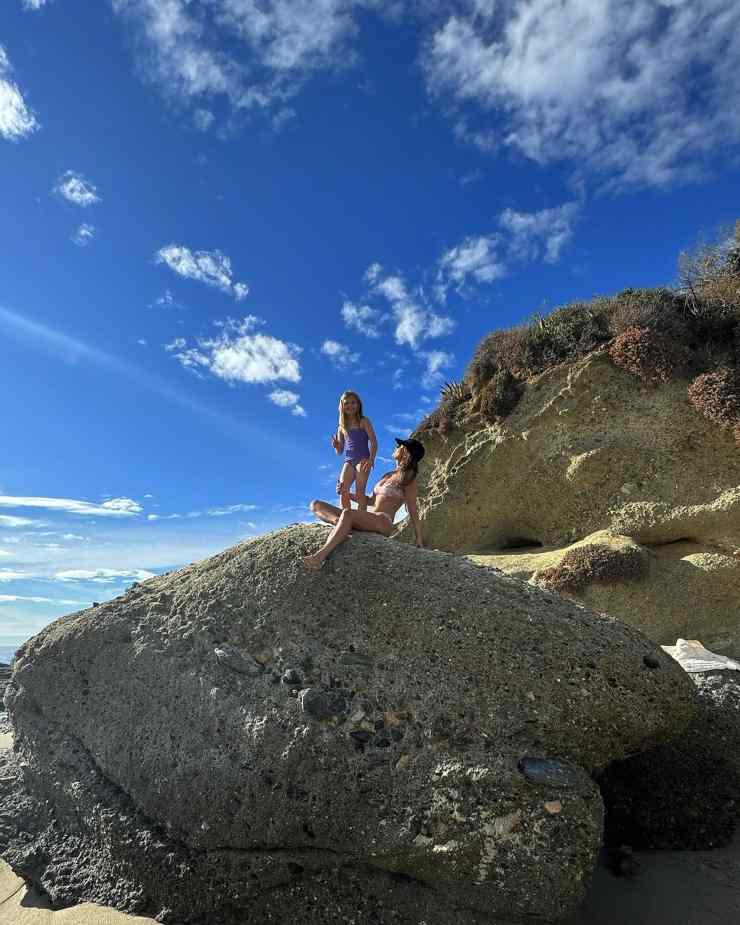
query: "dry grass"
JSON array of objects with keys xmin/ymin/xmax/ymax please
[{"xmin": 535, "ymin": 543, "xmax": 649, "ymax": 594}]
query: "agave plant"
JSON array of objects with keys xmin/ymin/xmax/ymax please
[{"xmin": 440, "ymin": 380, "xmax": 468, "ymax": 403}]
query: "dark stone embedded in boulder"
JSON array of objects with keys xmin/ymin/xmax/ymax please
[
  {"xmin": 299, "ymin": 687, "xmax": 350, "ymax": 721},
  {"xmin": 0, "ymin": 525, "xmax": 696, "ymax": 924}
]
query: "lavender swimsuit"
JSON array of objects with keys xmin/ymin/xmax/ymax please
[{"xmin": 344, "ymin": 427, "xmax": 370, "ymax": 464}]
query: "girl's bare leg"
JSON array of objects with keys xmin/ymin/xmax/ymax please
[
  {"xmin": 309, "ymin": 499, "xmax": 342, "ymax": 526},
  {"xmin": 338, "ymin": 463, "xmax": 355, "ymax": 511},
  {"xmin": 355, "ymin": 468, "xmax": 369, "ymax": 512},
  {"xmin": 303, "ymin": 509, "xmax": 392, "ymax": 569}
]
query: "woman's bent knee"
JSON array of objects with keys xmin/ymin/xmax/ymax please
[{"xmin": 309, "ymin": 499, "xmax": 320, "ymax": 513}]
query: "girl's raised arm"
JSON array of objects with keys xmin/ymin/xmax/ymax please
[
  {"xmin": 403, "ymin": 479, "xmax": 423, "ymax": 547},
  {"xmin": 331, "ymin": 428, "xmax": 345, "ymax": 454}
]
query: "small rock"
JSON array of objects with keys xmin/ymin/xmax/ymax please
[
  {"xmin": 643, "ymin": 654, "xmax": 661, "ymax": 670},
  {"xmin": 299, "ymin": 688, "xmax": 350, "ymax": 722},
  {"xmin": 282, "ymin": 668, "xmax": 302, "ymax": 686},
  {"xmin": 518, "ymin": 756, "xmax": 582, "ymax": 788},
  {"xmin": 544, "ymin": 800, "xmax": 562, "ymax": 814},
  {"xmin": 350, "ymin": 730, "xmax": 371, "ymax": 744},
  {"xmin": 214, "ymin": 645, "xmax": 262, "ymax": 676}
]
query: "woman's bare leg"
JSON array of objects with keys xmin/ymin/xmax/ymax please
[
  {"xmin": 338, "ymin": 463, "xmax": 355, "ymax": 511},
  {"xmin": 309, "ymin": 499, "xmax": 342, "ymax": 526},
  {"xmin": 303, "ymin": 509, "xmax": 392, "ymax": 569}
]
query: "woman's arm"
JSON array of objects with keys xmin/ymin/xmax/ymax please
[{"xmin": 404, "ymin": 480, "xmax": 423, "ymax": 547}]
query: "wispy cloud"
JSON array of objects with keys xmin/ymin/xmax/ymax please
[
  {"xmin": 54, "ymin": 568, "xmax": 155, "ymax": 583},
  {"xmin": 436, "ymin": 200, "xmax": 581, "ymax": 299},
  {"xmin": 53, "ymin": 170, "xmax": 101, "ymax": 207},
  {"xmin": 499, "ymin": 203, "xmax": 580, "ymax": 263},
  {"xmin": 425, "ymin": 0, "xmax": 740, "ymax": 189},
  {"xmin": 72, "ymin": 223, "xmax": 95, "ymax": 247},
  {"xmin": 420, "ymin": 349, "xmax": 455, "ymax": 391},
  {"xmin": 0, "ymin": 515, "xmax": 41, "ymax": 529},
  {"xmin": 22, "ymin": 0, "xmax": 54, "ymax": 9},
  {"xmin": 436, "ymin": 234, "xmax": 504, "ymax": 300},
  {"xmin": 0, "ymin": 305, "xmax": 308, "ymax": 460},
  {"xmin": 269, "ymin": 388, "xmax": 306, "ymax": 417},
  {"xmin": 321, "ymin": 339, "xmax": 358, "ymax": 368},
  {"xmin": 156, "ymin": 243, "xmax": 249, "ymax": 300},
  {"xmin": 111, "ymin": 0, "xmax": 382, "ymax": 125},
  {"xmin": 0, "ymin": 45, "xmax": 40, "ymax": 141},
  {"xmin": 0, "ymin": 595, "xmax": 86, "ymax": 605},
  {"xmin": 0, "ymin": 570, "xmax": 33, "ymax": 583},
  {"xmin": 368, "ymin": 266, "xmax": 454, "ymax": 349},
  {"xmin": 0, "ymin": 496, "xmax": 142, "ymax": 517},
  {"xmin": 171, "ymin": 316, "xmax": 302, "ymax": 385},
  {"xmin": 341, "ymin": 300, "xmax": 384, "ymax": 339}
]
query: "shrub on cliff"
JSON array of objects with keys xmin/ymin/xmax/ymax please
[
  {"xmin": 687, "ymin": 369, "xmax": 740, "ymax": 435},
  {"xmin": 418, "ymin": 221, "xmax": 740, "ymax": 434},
  {"xmin": 477, "ymin": 370, "xmax": 522, "ymax": 422},
  {"xmin": 608, "ymin": 326, "xmax": 691, "ymax": 385},
  {"xmin": 535, "ymin": 543, "xmax": 649, "ymax": 594}
]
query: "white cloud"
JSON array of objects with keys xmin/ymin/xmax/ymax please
[
  {"xmin": 154, "ymin": 290, "xmax": 176, "ymax": 307},
  {"xmin": 0, "ymin": 596, "xmax": 85, "ymax": 608},
  {"xmin": 193, "ymin": 107, "xmax": 215, "ymax": 131},
  {"xmin": 165, "ymin": 337, "xmax": 187, "ymax": 351},
  {"xmin": 321, "ymin": 339, "xmax": 358, "ymax": 368},
  {"xmin": 499, "ymin": 203, "xmax": 580, "ymax": 263},
  {"xmin": 0, "ymin": 515, "xmax": 39, "ymax": 528},
  {"xmin": 341, "ymin": 301, "xmax": 384, "ymax": 338},
  {"xmin": 0, "ymin": 570, "xmax": 32, "ymax": 582},
  {"xmin": 425, "ymin": 1, "xmax": 740, "ymax": 189},
  {"xmin": 370, "ymin": 268, "xmax": 454, "ymax": 349},
  {"xmin": 156, "ymin": 243, "xmax": 249, "ymax": 300},
  {"xmin": 0, "ymin": 496, "xmax": 141, "ymax": 517},
  {"xmin": 72, "ymin": 223, "xmax": 95, "ymax": 247},
  {"xmin": 171, "ymin": 317, "xmax": 302, "ymax": 385},
  {"xmin": 0, "ymin": 45, "xmax": 40, "ymax": 141},
  {"xmin": 420, "ymin": 349, "xmax": 455, "ymax": 390},
  {"xmin": 100, "ymin": 497, "xmax": 143, "ymax": 513},
  {"xmin": 435, "ymin": 200, "xmax": 580, "ymax": 299},
  {"xmin": 53, "ymin": 171, "xmax": 101, "ymax": 207},
  {"xmin": 436, "ymin": 234, "xmax": 504, "ymax": 300},
  {"xmin": 111, "ymin": 0, "xmax": 381, "ymax": 125},
  {"xmin": 269, "ymin": 388, "xmax": 306, "ymax": 417},
  {"xmin": 23, "ymin": 0, "xmax": 53, "ymax": 8},
  {"xmin": 55, "ymin": 568, "xmax": 156, "ymax": 583},
  {"xmin": 0, "ymin": 550, "xmax": 13, "ymax": 557},
  {"xmin": 385, "ymin": 424, "xmax": 408, "ymax": 436},
  {"xmin": 137, "ymin": 338, "xmax": 148, "ymax": 346},
  {"xmin": 207, "ymin": 503, "xmax": 259, "ymax": 516}
]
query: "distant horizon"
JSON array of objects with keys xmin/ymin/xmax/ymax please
[{"xmin": 4, "ymin": 0, "xmax": 740, "ymax": 646}]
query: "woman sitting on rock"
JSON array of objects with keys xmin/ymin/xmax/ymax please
[{"xmin": 303, "ymin": 437, "xmax": 425, "ymax": 569}]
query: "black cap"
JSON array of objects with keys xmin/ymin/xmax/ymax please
[{"xmin": 394, "ymin": 437, "xmax": 425, "ymax": 462}]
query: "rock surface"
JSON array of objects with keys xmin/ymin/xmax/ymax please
[
  {"xmin": 0, "ymin": 525, "xmax": 695, "ymax": 924},
  {"xmin": 598, "ymin": 669, "xmax": 740, "ymax": 850},
  {"xmin": 469, "ymin": 531, "xmax": 740, "ymax": 654},
  {"xmin": 407, "ymin": 353, "xmax": 740, "ymax": 654}
]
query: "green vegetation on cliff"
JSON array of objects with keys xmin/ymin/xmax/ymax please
[{"xmin": 418, "ymin": 222, "xmax": 740, "ymax": 438}]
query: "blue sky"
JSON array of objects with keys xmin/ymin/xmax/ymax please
[{"xmin": 2, "ymin": 0, "xmax": 739, "ymax": 648}]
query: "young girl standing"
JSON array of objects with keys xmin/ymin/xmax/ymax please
[{"xmin": 331, "ymin": 391, "xmax": 377, "ymax": 512}]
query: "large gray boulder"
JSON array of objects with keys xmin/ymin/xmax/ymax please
[{"xmin": 0, "ymin": 526, "xmax": 695, "ymax": 924}]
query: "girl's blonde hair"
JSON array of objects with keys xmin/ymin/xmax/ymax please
[{"xmin": 337, "ymin": 390, "xmax": 364, "ymax": 436}]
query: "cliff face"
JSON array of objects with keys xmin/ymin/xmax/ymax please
[{"xmin": 408, "ymin": 351, "xmax": 740, "ymax": 654}]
